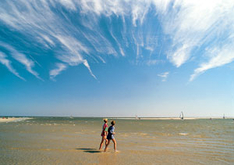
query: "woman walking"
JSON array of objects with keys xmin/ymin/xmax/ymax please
[
  {"xmin": 104, "ymin": 120, "xmax": 117, "ymax": 152},
  {"xmin": 99, "ymin": 118, "xmax": 108, "ymax": 150}
]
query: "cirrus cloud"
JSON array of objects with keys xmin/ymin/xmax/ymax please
[{"xmin": 0, "ymin": 0, "xmax": 233, "ymax": 81}]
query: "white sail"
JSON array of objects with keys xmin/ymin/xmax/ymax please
[{"xmin": 179, "ymin": 111, "xmax": 184, "ymax": 120}]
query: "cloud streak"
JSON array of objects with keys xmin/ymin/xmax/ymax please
[
  {"xmin": 50, "ymin": 63, "xmax": 67, "ymax": 80},
  {"xmin": 0, "ymin": 42, "xmax": 42, "ymax": 80},
  {"xmin": 162, "ymin": 0, "xmax": 234, "ymax": 80},
  {"xmin": 0, "ymin": 52, "xmax": 25, "ymax": 81},
  {"xmin": 190, "ymin": 42, "xmax": 234, "ymax": 81},
  {"xmin": 158, "ymin": 72, "xmax": 169, "ymax": 82}
]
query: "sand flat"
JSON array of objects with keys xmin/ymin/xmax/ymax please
[{"xmin": 0, "ymin": 117, "xmax": 233, "ymax": 165}]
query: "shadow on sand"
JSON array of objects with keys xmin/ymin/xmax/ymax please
[{"xmin": 76, "ymin": 148, "xmax": 102, "ymax": 153}]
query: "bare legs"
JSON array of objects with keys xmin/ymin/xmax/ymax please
[
  {"xmin": 104, "ymin": 139, "xmax": 117, "ymax": 152},
  {"xmin": 104, "ymin": 139, "xmax": 110, "ymax": 152},
  {"xmin": 99, "ymin": 136, "xmax": 107, "ymax": 150},
  {"xmin": 113, "ymin": 139, "xmax": 117, "ymax": 151}
]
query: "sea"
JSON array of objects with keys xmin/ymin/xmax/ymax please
[{"xmin": 0, "ymin": 117, "xmax": 233, "ymax": 165}]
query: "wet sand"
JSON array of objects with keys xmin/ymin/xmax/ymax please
[{"xmin": 0, "ymin": 117, "xmax": 233, "ymax": 165}]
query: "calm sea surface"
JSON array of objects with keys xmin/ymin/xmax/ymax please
[{"xmin": 0, "ymin": 117, "xmax": 233, "ymax": 165}]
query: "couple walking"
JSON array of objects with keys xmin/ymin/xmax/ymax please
[{"xmin": 99, "ymin": 119, "xmax": 117, "ymax": 152}]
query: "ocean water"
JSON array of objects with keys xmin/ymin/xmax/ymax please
[{"xmin": 0, "ymin": 117, "xmax": 233, "ymax": 165}]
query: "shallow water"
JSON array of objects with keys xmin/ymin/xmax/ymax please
[{"xmin": 0, "ymin": 117, "xmax": 233, "ymax": 165}]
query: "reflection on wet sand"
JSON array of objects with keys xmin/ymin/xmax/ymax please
[{"xmin": 0, "ymin": 118, "xmax": 233, "ymax": 164}]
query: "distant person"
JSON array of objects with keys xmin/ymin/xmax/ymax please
[
  {"xmin": 104, "ymin": 120, "xmax": 117, "ymax": 152},
  {"xmin": 99, "ymin": 118, "xmax": 108, "ymax": 150}
]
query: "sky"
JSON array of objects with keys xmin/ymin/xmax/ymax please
[{"xmin": 0, "ymin": 0, "xmax": 234, "ymax": 117}]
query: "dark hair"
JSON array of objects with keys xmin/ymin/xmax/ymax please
[{"xmin": 111, "ymin": 120, "xmax": 115, "ymax": 125}]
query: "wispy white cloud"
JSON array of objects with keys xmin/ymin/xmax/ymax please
[
  {"xmin": 190, "ymin": 43, "xmax": 234, "ymax": 81},
  {"xmin": 0, "ymin": 42, "xmax": 42, "ymax": 80},
  {"xmin": 59, "ymin": 0, "xmax": 76, "ymax": 11},
  {"xmin": 110, "ymin": 29, "xmax": 125, "ymax": 56},
  {"xmin": 40, "ymin": 34, "xmax": 55, "ymax": 48},
  {"xmin": 0, "ymin": 52, "xmax": 25, "ymax": 81},
  {"xmin": 158, "ymin": 72, "xmax": 169, "ymax": 82},
  {"xmin": 52, "ymin": 35, "xmax": 98, "ymax": 79},
  {"xmin": 80, "ymin": 29, "xmax": 118, "ymax": 57},
  {"xmin": 0, "ymin": 0, "xmax": 97, "ymax": 80},
  {"xmin": 50, "ymin": 63, "xmax": 67, "ymax": 80},
  {"xmin": 54, "ymin": 35, "xmax": 87, "ymax": 65},
  {"xmin": 83, "ymin": 60, "xmax": 97, "ymax": 80},
  {"xmin": 161, "ymin": 0, "xmax": 234, "ymax": 78},
  {"xmin": 146, "ymin": 60, "xmax": 161, "ymax": 66},
  {"xmin": 12, "ymin": 52, "xmax": 43, "ymax": 81},
  {"xmin": 132, "ymin": 1, "xmax": 150, "ymax": 26}
]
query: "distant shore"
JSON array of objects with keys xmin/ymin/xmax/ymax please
[
  {"xmin": 0, "ymin": 116, "xmax": 232, "ymax": 122},
  {"xmin": 138, "ymin": 117, "xmax": 196, "ymax": 120},
  {"xmin": 110, "ymin": 117, "xmax": 232, "ymax": 120},
  {"xmin": 110, "ymin": 117, "xmax": 194, "ymax": 120},
  {"xmin": 0, "ymin": 117, "xmax": 31, "ymax": 123}
]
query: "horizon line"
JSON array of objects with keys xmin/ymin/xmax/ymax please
[{"xmin": 1, "ymin": 115, "xmax": 234, "ymax": 119}]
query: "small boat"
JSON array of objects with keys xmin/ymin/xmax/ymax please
[{"xmin": 135, "ymin": 115, "xmax": 140, "ymax": 120}]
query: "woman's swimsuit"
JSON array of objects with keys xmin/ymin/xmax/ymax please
[
  {"xmin": 107, "ymin": 126, "xmax": 115, "ymax": 140},
  {"xmin": 101, "ymin": 123, "xmax": 108, "ymax": 136}
]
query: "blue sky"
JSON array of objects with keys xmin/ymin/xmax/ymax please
[{"xmin": 0, "ymin": 0, "xmax": 233, "ymax": 117}]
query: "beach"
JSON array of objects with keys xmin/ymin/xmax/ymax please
[
  {"xmin": 0, "ymin": 117, "xmax": 233, "ymax": 165},
  {"xmin": 0, "ymin": 117, "xmax": 17, "ymax": 122}
]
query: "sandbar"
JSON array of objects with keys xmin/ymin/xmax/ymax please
[{"xmin": 0, "ymin": 117, "xmax": 31, "ymax": 123}]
